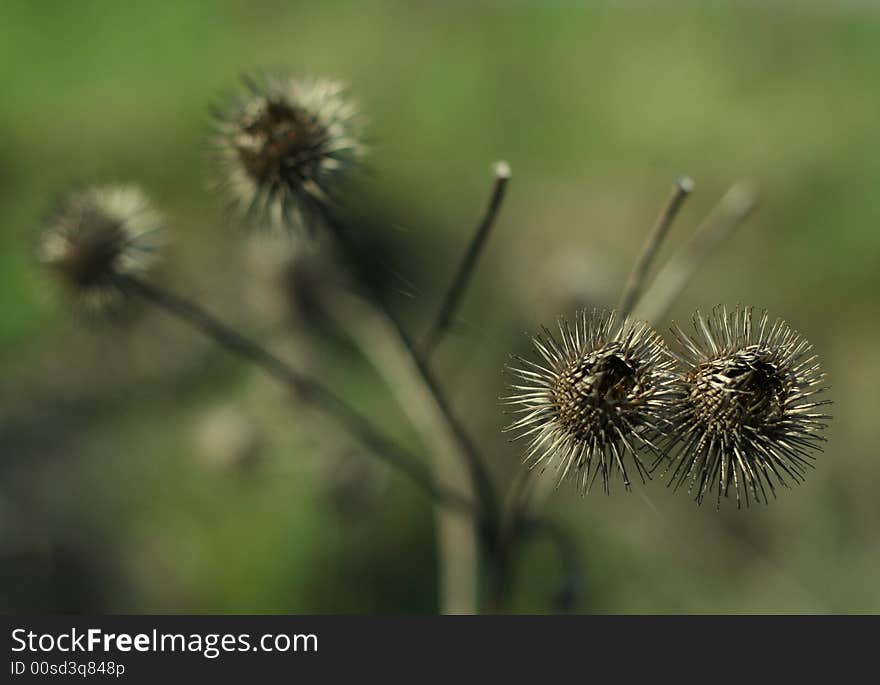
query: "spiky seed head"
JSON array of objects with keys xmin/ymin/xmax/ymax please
[
  {"xmin": 660, "ymin": 306, "xmax": 831, "ymax": 508},
  {"xmin": 38, "ymin": 185, "xmax": 163, "ymax": 316},
  {"xmin": 502, "ymin": 309, "xmax": 677, "ymax": 494},
  {"xmin": 214, "ymin": 74, "xmax": 364, "ymax": 233}
]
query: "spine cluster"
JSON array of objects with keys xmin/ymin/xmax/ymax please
[{"xmin": 504, "ymin": 306, "xmax": 831, "ymax": 507}]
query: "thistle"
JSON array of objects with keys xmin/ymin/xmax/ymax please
[
  {"xmin": 503, "ymin": 309, "xmax": 677, "ymax": 494},
  {"xmin": 38, "ymin": 185, "xmax": 164, "ymax": 316},
  {"xmin": 214, "ymin": 74, "xmax": 363, "ymax": 233},
  {"xmin": 660, "ymin": 306, "xmax": 831, "ymax": 507}
]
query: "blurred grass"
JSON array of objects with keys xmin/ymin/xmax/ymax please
[{"xmin": 1, "ymin": 0, "xmax": 879, "ymax": 613}]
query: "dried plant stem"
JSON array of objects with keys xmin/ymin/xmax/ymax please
[
  {"xmin": 421, "ymin": 161, "xmax": 511, "ymax": 357},
  {"xmin": 322, "ymin": 215, "xmax": 499, "ymax": 525},
  {"xmin": 117, "ymin": 274, "xmax": 474, "ymax": 514},
  {"xmin": 319, "ymin": 213, "xmax": 499, "ymax": 614},
  {"xmin": 617, "ymin": 176, "xmax": 694, "ymax": 316},
  {"xmin": 320, "ymin": 287, "xmax": 487, "ymax": 613},
  {"xmin": 634, "ymin": 182, "xmax": 758, "ymax": 323}
]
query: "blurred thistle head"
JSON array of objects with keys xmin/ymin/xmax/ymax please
[
  {"xmin": 502, "ymin": 309, "xmax": 676, "ymax": 494},
  {"xmin": 38, "ymin": 184, "xmax": 163, "ymax": 316},
  {"xmin": 661, "ymin": 306, "xmax": 831, "ymax": 508},
  {"xmin": 214, "ymin": 73, "xmax": 364, "ymax": 233}
]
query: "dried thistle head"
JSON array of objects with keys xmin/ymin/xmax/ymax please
[
  {"xmin": 214, "ymin": 74, "xmax": 364, "ymax": 233},
  {"xmin": 38, "ymin": 185, "xmax": 163, "ymax": 316},
  {"xmin": 660, "ymin": 306, "xmax": 831, "ymax": 508},
  {"xmin": 503, "ymin": 309, "xmax": 676, "ymax": 494}
]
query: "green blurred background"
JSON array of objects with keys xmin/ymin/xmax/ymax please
[{"xmin": 2, "ymin": 0, "xmax": 878, "ymax": 613}]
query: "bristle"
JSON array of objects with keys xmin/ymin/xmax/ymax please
[
  {"xmin": 38, "ymin": 185, "xmax": 164, "ymax": 317},
  {"xmin": 213, "ymin": 74, "xmax": 364, "ymax": 234},
  {"xmin": 658, "ymin": 306, "xmax": 831, "ymax": 508},
  {"xmin": 502, "ymin": 308, "xmax": 677, "ymax": 494}
]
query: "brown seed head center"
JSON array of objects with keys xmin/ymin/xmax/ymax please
[
  {"xmin": 689, "ymin": 345, "xmax": 787, "ymax": 435},
  {"xmin": 552, "ymin": 345, "xmax": 639, "ymax": 439},
  {"xmin": 235, "ymin": 99, "xmax": 327, "ymax": 184},
  {"xmin": 49, "ymin": 210, "xmax": 124, "ymax": 287}
]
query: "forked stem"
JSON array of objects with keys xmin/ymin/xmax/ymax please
[
  {"xmin": 319, "ymin": 209, "xmax": 500, "ymax": 540},
  {"xmin": 318, "ymin": 286, "xmax": 483, "ymax": 612},
  {"xmin": 317, "ymin": 206, "xmax": 500, "ymax": 614},
  {"xmin": 117, "ymin": 274, "xmax": 475, "ymax": 514}
]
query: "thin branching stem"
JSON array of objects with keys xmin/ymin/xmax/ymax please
[
  {"xmin": 319, "ymin": 208, "xmax": 501, "ymax": 542},
  {"xmin": 117, "ymin": 274, "xmax": 475, "ymax": 514},
  {"xmin": 317, "ymin": 286, "xmax": 486, "ymax": 612},
  {"xmin": 618, "ymin": 176, "xmax": 694, "ymax": 316},
  {"xmin": 422, "ymin": 161, "xmax": 511, "ymax": 357},
  {"xmin": 634, "ymin": 182, "xmax": 758, "ymax": 323}
]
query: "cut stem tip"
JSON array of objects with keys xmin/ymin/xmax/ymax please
[{"xmin": 494, "ymin": 160, "xmax": 512, "ymax": 179}]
